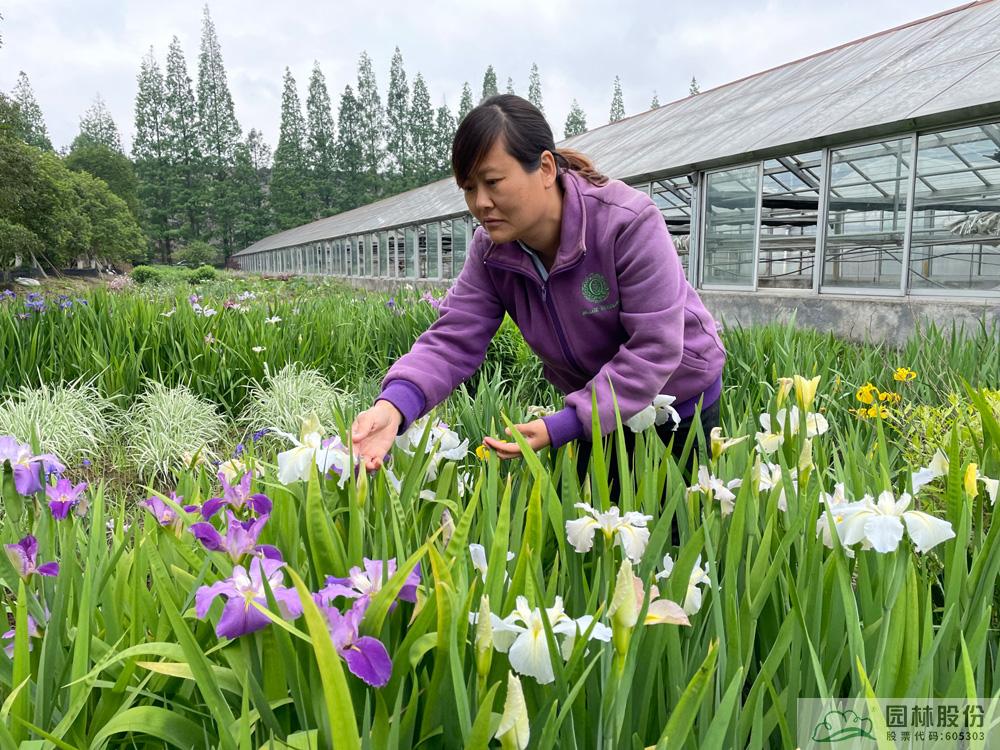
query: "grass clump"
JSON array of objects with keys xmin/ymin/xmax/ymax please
[
  {"xmin": 0, "ymin": 380, "xmax": 118, "ymax": 464},
  {"xmin": 123, "ymin": 381, "xmax": 226, "ymax": 480}
]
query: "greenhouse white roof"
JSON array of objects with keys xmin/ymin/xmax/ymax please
[{"xmin": 236, "ymin": 0, "xmax": 1000, "ymax": 256}]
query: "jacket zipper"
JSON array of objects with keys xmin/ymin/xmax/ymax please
[{"xmin": 485, "ymin": 250, "xmax": 588, "ymax": 377}]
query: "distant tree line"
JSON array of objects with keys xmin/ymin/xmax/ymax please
[{"xmin": 2, "ymin": 6, "xmax": 697, "ymax": 266}]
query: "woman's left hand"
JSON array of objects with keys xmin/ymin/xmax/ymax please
[{"xmin": 482, "ymin": 419, "xmax": 551, "ymax": 460}]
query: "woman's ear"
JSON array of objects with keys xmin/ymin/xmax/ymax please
[{"xmin": 539, "ymin": 150, "xmax": 558, "ymax": 188}]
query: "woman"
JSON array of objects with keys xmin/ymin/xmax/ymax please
[{"xmin": 351, "ymin": 95, "xmax": 725, "ymax": 488}]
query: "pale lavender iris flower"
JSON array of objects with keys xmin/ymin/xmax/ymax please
[
  {"xmin": 46, "ymin": 478, "xmax": 87, "ymax": 520},
  {"xmin": 318, "ymin": 558, "xmax": 420, "ymax": 609},
  {"xmin": 2, "ymin": 615, "xmax": 42, "ymax": 658},
  {"xmin": 189, "ymin": 511, "xmax": 280, "ymax": 562},
  {"xmin": 317, "ymin": 597, "xmax": 393, "ymax": 687},
  {"xmin": 0, "ymin": 436, "xmax": 65, "ymax": 496},
  {"xmin": 195, "ymin": 557, "xmax": 302, "ymax": 639},
  {"xmin": 201, "ymin": 471, "xmax": 272, "ymax": 520},
  {"xmin": 5, "ymin": 535, "xmax": 59, "ymax": 580}
]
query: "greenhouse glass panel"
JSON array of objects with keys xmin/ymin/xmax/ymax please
[
  {"xmin": 405, "ymin": 227, "xmax": 417, "ymax": 278},
  {"xmin": 758, "ymin": 152, "xmax": 822, "ymax": 289},
  {"xmin": 440, "ymin": 220, "xmax": 454, "ymax": 279},
  {"xmin": 822, "ymin": 137, "xmax": 912, "ymax": 290},
  {"xmin": 652, "ymin": 175, "xmax": 695, "ymax": 276},
  {"xmin": 909, "ymin": 122, "xmax": 1000, "ymax": 292},
  {"xmin": 702, "ymin": 165, "xmax": 759, "ymax": 287},
  {"xmin": 379, "ymin": 231, "xmax": 389, "ymax": 276},
  {"xmin": 427, "ymin": 223, "xmax": 440, "ymax": 279},
  {"xmin": 453, "ymin": 218, "xmax": 468, "ymax": 272}
]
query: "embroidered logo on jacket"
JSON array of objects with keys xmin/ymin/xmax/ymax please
[{"xmin": 581, "ymin": 273, "xmax": 610, "ymax": 303}]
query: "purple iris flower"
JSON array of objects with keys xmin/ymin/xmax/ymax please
[
  {"xmin": 2, "ymin": 615, "xmax": 42, "ymax": 658},
  {"xmin": 46, "ymin": 478, "xmax": 87, "ymax": 520},
  {"xmin": 5, "ymin": 535, "xmax": 59, "ymax": 580},
  {"xmin": 419, "ymin": 291, "xmax": 442, "ymax": 311},
  {"xmin": 189, "ymin": 511, "xmax": 280, "ymax": 562},
  {"xmin": 251, "ymin": 428, "xmax": 270, "ymax": 443},
  {"xmin": 234, "ymin": 443, "xmax": 245, "ymax": 458},
  {"xmin": 0, "ymin": 436, "xmax": 65, "ymax": 496},
  {"xmin": 318, "ymin": 558, "xmax": 420, "ymax": 609},
  {"xmin": 143, "ymin": 492, "xmax": 198, "ymax": 534},
  {"xmin": 316, "ymin": 598, "xmax": 392, "ymax": 687},
  {"xmin": 201, "ymin": 471, "xmax": 271, "ymax": 520},
  {"xmin": 195, "ymin": 557, "xmax": 302, "ymax": 639}
]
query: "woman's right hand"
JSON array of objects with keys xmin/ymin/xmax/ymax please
[{"xmin": 350, "ymin": 400, "xmax": 403, "ymax": 472}]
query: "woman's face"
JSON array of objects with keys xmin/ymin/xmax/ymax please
[{"xmin": 461, "ymin": 137, "xmax": 557, "ymax": 245}]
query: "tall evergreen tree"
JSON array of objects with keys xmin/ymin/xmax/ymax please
[
  {"xmin": 527, "ymin": 63, "xmax": 543, "ymax": 113},
  {"xmin": 133, "ymin": 48, "xmax": 172, "ymax": 261},
  {"xmin": 481, "ymin": 65, "xmax": 498, "ymax": 102},
  {"xmin": 409, "ymin": 73, "xmax": 435, "ymax": 184},
  {"xmin": 355, "ymin": 51, "xmax": 385, "ymax": 193},
  {"xmin": 433, "ymin": 101, "xmax": 456, "ymax": 177},
  {"xmin": 163, "ymin": 36, "xmax": 205, "ymax": 242},
  {"xmin": 650, "ymin": 91, "xmax": 660, "ymax": 109},
  {"xmin": 305, "ymin": 62, "xmax": 337, "ymax": 216},
  {"xmin": 231, "ymin": 128, "xmax": 272, "ymax": 249},
  {"xmin": 385, "ymin": 46, "xmax": 410, "ymax": 181},
  {"xmin": 505, "ymin": 76, "xmax": 515, "ymax": 95},
  {"xmin": 76, "ymin": 94, "xmax": 123, "ymax": 152},
  {"xmin": 196, "ymin": 4, "xmax": 241, "ymax": 258},
  {"xmin": 564, "ymin": 99, "xmax": 587, "ymax": 138},
  {"xmin": 689, "ymin": 76, "xmax": 701, "ymax": 95},
  {"xmin": 196, "ymin": 5, "xmax": 240, "ymax": 164},
  {"xmin": 335, "ymin": 84, "xmax": 364, "ymax": 211},
  {"xmin": 11, "ymin": 72, "xmax": 51, "ymax": 150},
  {"xmin": 609, "ymin": 76, "xmax": 625, "ymax": 123},
  {"xmin": 458, "ymin": 82, "xmax": 474, "ymax": 123},
  {"xmin": 306, "ymin": 62, "xmax": 336, "ymax": 214},
  {"xmin": 270, "ymin": 68, "xmax": 314, "ymax": 230}
]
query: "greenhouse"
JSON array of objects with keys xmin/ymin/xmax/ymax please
[{"xmin": 235, "ymin": 1, "xmax": 1000, "ymax": 302}]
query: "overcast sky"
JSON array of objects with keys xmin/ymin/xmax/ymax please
[{"xmin": 1, "ymin": 0, "xmax": 963, "ymax": 154}]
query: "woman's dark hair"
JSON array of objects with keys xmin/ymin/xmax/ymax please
[{"xmin": 452, "ymin": 94, "xmax": 608, "ymax": 187}]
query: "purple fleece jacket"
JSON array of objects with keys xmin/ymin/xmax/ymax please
[{"xmin": 377, "ymin": 169, "xmax": 726, "ymax": 449}]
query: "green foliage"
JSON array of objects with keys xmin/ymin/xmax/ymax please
[
  {"xmin": 528, "ymin": 63, "xmax": 544, "ymax": 113},
  {"xmin": 609, "ymin": 75, "xmax": 625, "ymax": 123},
  {"xmin": 11, "ymin": 71, "xmax": 51, "ymax": 150},
  {"xmin": 306, "ymin": 62, "xmax": 337, "ymax": 214},
  {"xmin": 0, "ymin": 217, "xmax": 44, "ymax": 270},
  {"xmin": 188, "ymin": 263, "xmax": 218, "ymax": 283},
  {"xmin": 73, "ymin": 93, "xmax": 123, "ymax": 152},
  {"xmin": 481, "ymin": 65, "xmax": 498, "ymax": 102},
  {"xmin": 130, "ymin": 264, "xmax": 162, "ymax": 284},
  {"xmin": 65, "ymin": 139, "xmax": 140, "ymax": 216},
  {"xmin": 173, "ymin": 240, "xmax": 220, "ymax": 267},
  {"xmin": 564, "ymin": 99, "xmax": 587, "ymax": 138},
  {"xmin": 271, "ymin": 68, "xmax": 315, "ymax": 230}
]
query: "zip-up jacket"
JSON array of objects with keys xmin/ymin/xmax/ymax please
[{"xmin": 377, "ymin": 168, "xmax": 726, "ymax": 449}]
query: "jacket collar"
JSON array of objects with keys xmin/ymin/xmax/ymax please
[{"xmin": 482, "ymin": 170, "xmax": 588, "ymax": 274}]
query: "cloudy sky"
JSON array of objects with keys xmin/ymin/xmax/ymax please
[{"xmin": 1, "ymin": 0, "xmax": 962, "ymax": 153}]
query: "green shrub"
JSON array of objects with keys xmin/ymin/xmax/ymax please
[
  {"xmin": 173, "ymin": 240, "xmax": 221, "ymax": 267},
  {"xmin": 188, "ymin": 264, "xmax": 218, "ymax": 284},
  {"xmin": 130, "ymin": 265, "xmax": 162, "ymax": 284}
]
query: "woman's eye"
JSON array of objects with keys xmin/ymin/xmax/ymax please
[{"xmin": 486, "ymin": 179, "xmax": 499, "ymax": 187}]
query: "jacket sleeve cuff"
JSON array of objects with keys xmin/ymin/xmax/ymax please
[
  {"xmin": 377, "ymin": 380, "xmax": 426, "ymax": 435},
  {"xmin": 542, "ymin": 407, "xmax": 586, "ymax": 450}
]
